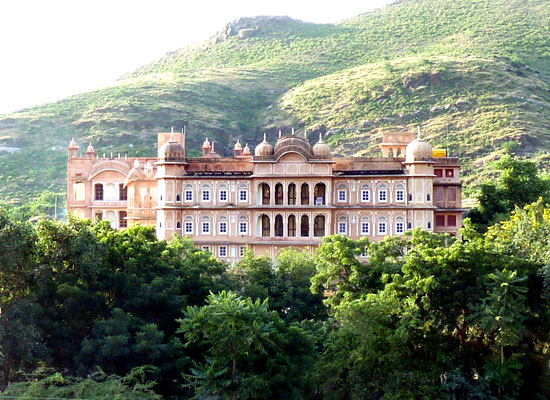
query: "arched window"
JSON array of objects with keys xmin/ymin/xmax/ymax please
[
  {"xmin": 301, "ymin": 183, "xmax": 309, "ymax": 205},
  {"xmin": 360, "ymin": 216, "xmax": 370, "ymax": 235},
  {"xmin": 395, "ymin": 183, "xmax": 405, "ymax": 203},
  {"xmin": 94, "ymin": 183, "xmax": 104, "ymax": 201},
  {"xmin": 337, "ymin": 216, "xmax": 347, "ymax": 234},
  {"xmin": 261, "ymin": 214, "xmax": 270, "ymax": 237},
  {"xmin": 275, "ymin": 183, "xmax": 283, "ymax": 205},
  {"xmin": 201, "ymin": 184, "xmax": 211, "ymax": 202},
  {"xmin": 201, "ymin": 215, "xmax": 211, "ymax": 234},
  {"xmin": 218, "ymin": 215, "xmax": 228, "ymax": 234},
  {"xmin": 337, "ymin": 183, "xmax": 347, "ymax": 202},
  {"xmin": 184, "ymin": 216, "xmax": 194, "ymax": 234},
  {"xmin": 184, "ymin": 184, "xmax": 193, "ymax": 202},
  {"xmin": 275, "ymin": 214, "xmax": 283, "ymax": 237},
  {"xmin": 73, "ymin": 181, "xmax": 85, "ymax": 201},
  {"xmin": 288, "ymin": 183, "xmax": 296, "ymax": 205},
  {"xmin": 360, "ymin": 184, "xmax": 371, "ymax": 202},
  {"xmin": 314, "ymin": 183, "xmax": 326, "ymax": 205},
  {"xmin": 377, "ymin": 216, "xmax": 387, "ymax": 235},
  {"xmin": 219, "ymin": 184, "xmax": 228, "ymax": 202},
  {"xmin": 395, "ymin": 217, "xmax": 404, "ymax": 234},
  {"xmin": 119, "ymin": 184, "xmax": 127, "ymax": 201},
  {"xmin": 288, "ymin": 215, "xmax": 296, "ymax": 237},
  {"xmin": 119, "ymin": 211, "xmax": 127, "ymax": 228},
  {"xmin": 258, "ymin": 183, "xmax": 270, "ymax": 205},
  {"xmin": 378, "ymin": 183, "xmax": 388, "ymax": 202},
  {"xmin": 239, "ymin": 215, "xmax": 248, "ymax": 234},
  {"xmin": 301, "ymin": 215, "xmax": 309, "ymax": 237},
  {"xmin": 314, "ymin": 215, "xmax": 325, "ymax": 237}
]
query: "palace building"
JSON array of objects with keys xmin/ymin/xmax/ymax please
[{"xmin": 66, "ymin": 129, "xmax": 463, "ymax": 261}]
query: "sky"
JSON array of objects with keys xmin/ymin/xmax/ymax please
[{"xmin": 0, "ymin": 0, "xmax": 392, "ymax": 114}]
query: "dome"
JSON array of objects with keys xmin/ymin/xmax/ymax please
[
  {"xmin": 243, "ymin": 143, "xmax": 251, "ymax": 156},
  {"xmin": 312, "ymin": 133, "xmax": 331, "ymax": 156},
  {"xmin": 405, "ymin": 137, "xmax": 433, "ymax": 163},
  {"xmin": 202, "ymin": 137, "xmax": 212, "ymax": 149},
  {"xmin": 68, "ymin": 138, "xmax": 78, "ymax": 149},
  {"xmin": 124, "ymin": 165, "xmax": 146, "ymax": 187},
  {"xmin": 159, "ymin": 137, "xmax": 185, "ymax": 162},
  {"xmin": 273, "ymin": 133, "xmax": 312, "ymax": 159},
  {"xmin": 86, "ymin": 143, "xmax": 95, "ymax": 153},
  {"xmin": 254, "ymin": 133, "xmax": 274, "ymax": 156},
  {"xmin": 234, "ymin": 140, "xmax": 242, "ymax": 151}
]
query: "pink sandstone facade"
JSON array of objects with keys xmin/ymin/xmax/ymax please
[{"xmin": 66, "ymin": 130, "xmax": 463, "ymax": 261}]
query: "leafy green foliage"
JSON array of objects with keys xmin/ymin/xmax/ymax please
[{"xmin": 468, "ymin": 155, "xmax": 550, "ymax": 229}]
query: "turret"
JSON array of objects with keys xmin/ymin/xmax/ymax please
[{"xmin": 67, "ymin": 138, "xmax": 79, "ymax": 159}]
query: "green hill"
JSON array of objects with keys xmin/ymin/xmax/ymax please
[{"xmin": 1, "ymin": 0, "xmax": 549, "ymax": 204}]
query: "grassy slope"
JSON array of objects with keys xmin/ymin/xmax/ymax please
[{"xmin": 0, "ymin": 0, "xmax": 549, "ymax": 203}]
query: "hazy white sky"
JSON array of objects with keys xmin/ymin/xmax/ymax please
[{"xmin": 0, "ymin": 0, "xmax": 391, "ymax": 114}]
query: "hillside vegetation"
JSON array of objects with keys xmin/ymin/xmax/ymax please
[{"xmin": 1, "ymin": 0, "xmax": 549, "ymax": 204}]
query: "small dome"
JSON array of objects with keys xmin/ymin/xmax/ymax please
[
  {"xmin": 124, "ymin": 166, "xmax": 146, "ymax": 187},
  {"xmin": 86, "ymin": 143, "xmax": 95, "ymax": 153},
  {"xmin": 312, "ymin": 133, "xmax": 331, "ymax": 156},
  {"xmin": 234, "ymin": 140, "xmax": 242, "ymax": 151},
  {"xmin": 243, "ymin": 143, "xmax": 251, "ymax": 156},
  {"xmin": 273, "ymin": 133, "xmax": 312, "ymax": 158},
  {"xmin": 159, "ymin": 137, "xmax": 185, "ymax": 162},
  {"xmin": 202, "ymin": 137, "xmax": 212, "ymax": 149},
  {"xmin": 254, "ymin": 133, "xmax": 274, "ymax": 156},
  {"xmin": 68, "ymin": 138, "xmax": 78, "ymax": 149},
  {"xmin": 405, "ymin": 136, "xmax": 433, "ymax": 163}
]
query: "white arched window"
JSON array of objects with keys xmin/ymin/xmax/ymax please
[
  {"xmin": 395, "ymin": 183, "xmax": 405, "ymax": 203},
  {"xmin": 360, "ymin": 216, "xmax": 370, "ymax": 235},
  {"xmin": 360, "ymin": 184, "xmax": 371, "ymax": 202},
  {"xmin": 239, "ymin": 215, "xmax": 248, "ymax": 234},
  {"xmin": 239, "ymin": 184, "xmax": 248, "ymax": 202},
  {"xmin": 201, "ymin": 184, "xmax": 211, "ymax": 202},
  {"xmin": 377, "ymin": 216, "xmax": 387, "ymax": 235},
  {"xmin": 219, "ymin": 184, "xmax": 228, "ymax": 202},
  {"xmin": 337, "ymin": 184, "xmax": 348, "ymax": 202},
  {"xmin": 201, "ymin": 215, "xmax": 211, "ymax": 234},
  {"xmin": 378, "ymin": 183, "xmax": 388, "ymax": 202},
  {"xmin": 395, "ymin": 216, "xmax": 405, "ymax": 234},
  {"xmin": 218, "ymin": 215, "xmax": 228, "ymax": 234},
  {"xmin": 184, "ymin": 215, "xmax": 194, "ymax": 234},
  {"xmin": 337, "ymin": 215, "xmax": 347, "ymax": 235},
  {"xmin": 184, "ymin": 184, "xmax": 193, "ymax": 202},
  {"xmin": 73, "ymin": 181, "xmax": 85, "ymax": 201}
]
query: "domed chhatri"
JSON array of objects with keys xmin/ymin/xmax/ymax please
[
  {"xmin": 273, "ymin": 132, "xmax": 312, "ymax": 158},
  {"xmin": 312, "ymin": 132, "xmax": 331, "ymax": 156},
  {"xmin": 242, "ymin": 143, "xmax": 252, "ymax": 156},
  {"xmin": 86, "ymin": 143, "xmax": 95, "ymax": 153},
  {"xmin": 202, "ymin": 137, "xmax": 212, "ymax": 150},
  {"xmin": 405, "ymin": 127, "xmax": 433, "ymax": 163},
  {"xmin": 159, "ymin": 134, "xmax": 185, "ymax": 162},
  {"xmin": 68, "ymin": 138, "xmax": 79, "ymax": 149},
  {"xmin": 234, "ymin": 140, "xmax": 242, "ymax": 151},
  {"xmin": 254, "ymin": 133, "xmax": 274, "ymax": 156}
]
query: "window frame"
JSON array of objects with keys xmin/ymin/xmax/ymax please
[
  {"xmin": 185, "ymin": 190, "xmax": 193, "ymax": 202},
  {"xmin": 239, "ymin": 222, "xmax": 248, "ymax": 234},
  {"xmin": 218, "ymin": 246, "xmax": 227, "ymax": 258},
  {"xmin": 185, "ymin": 222, "xmax": 193, "ymax": 234},
  {"xmin": 378, "ymin": 221, "xmax": 387, "ymax": 235},
  {"xmin": 202, "ymin": 221, "xmax": 210, "ymax": 234},
  {"xmin": 361, "ymin": 190, "xmax": 370, "ymax": 202},
  {"xmin": 338, "ymin": 221, "xmax": 347, "ymax": 234},
  {"xmin": 202, "ymin": 190, "xmax": 210, "ymax": 202},
  {"xmin": 219, "ymin": 190, "xmax": 228, "ymax": 202},
  {"xmin": 378, "ymin": 190, "xmax": 388, "ymax": 202},
  {"xmin": 361, "ymin": 221, "xmax": 370, "ymax": 235},
  {"xmin": 338, "ymin": 190, "xmax": 347, "ymax": 202},
  {"xmin": 239, "ymin": 190, "xmax": 248, "ymax": 202},
  {"xmin": 219, "ymin": 221, "xmax": 228, "ymax": 234}
]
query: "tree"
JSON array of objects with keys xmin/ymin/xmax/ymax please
[
  {"xmin": 179, "ymin": 291, "xmax": 276, "ymax": 399},
  {"xmin": 179, "ymin": 291, "xmax": 316, "ymax": 400},
  {"xmin": 469, "ymin": 155, "xmax": 550, "ymax": 230}
]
